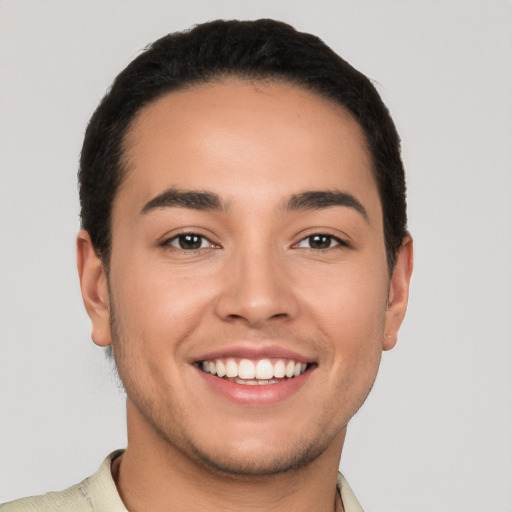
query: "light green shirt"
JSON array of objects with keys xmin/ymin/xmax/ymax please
[{"xmin": 1, "ymin": 451, "xmax": 364, "ymax": 512}]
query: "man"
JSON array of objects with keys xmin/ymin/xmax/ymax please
[{"xmin": 2, "ymin": 19, "xmax": 412, "ymax": 512}]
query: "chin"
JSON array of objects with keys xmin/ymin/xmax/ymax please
[{"xmin": 182, "ymin": 435, "xmax": 331, "ymax": 477}]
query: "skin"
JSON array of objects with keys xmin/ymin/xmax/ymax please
[{"xmin": 77, "ymin": 80, "xmax": 413, "ymax": 512}]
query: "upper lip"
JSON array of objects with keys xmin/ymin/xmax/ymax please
[{"xmin": 192, "ymin": 343, "xmax": 316, "ymax": 364}]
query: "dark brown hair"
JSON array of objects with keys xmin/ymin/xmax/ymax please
[{"xmin": 79, "ymin": 19, "xmax": 407, "ymax": 271}]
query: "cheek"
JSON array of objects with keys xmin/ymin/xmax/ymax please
[
  {"xmin": 302, "ymin": 263, "xmax": 388, "ymax": 336},
  {"xmin": 300, "ymin": 263, "xmax": 388, "ymax": 383},
  {"xmin": 319, "ymin": 287, "xmax": 386, "ymax": 400},
  {"xmin": 110, "ymin": 258, "xmax": 216, "ymax": 350}
]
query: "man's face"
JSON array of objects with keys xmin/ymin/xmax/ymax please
[{"xmin": 84, "ymin": 80, "xmax": 410, "ymax": 475}]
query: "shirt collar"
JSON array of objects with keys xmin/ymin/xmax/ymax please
[{"xmin": 86, "ymin": 451, "xmax": 364, "ymax": 512}]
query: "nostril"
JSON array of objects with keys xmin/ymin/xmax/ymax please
[{"xmin": 270, "ymin": 313, "xmax": 288, "ymax": 320}]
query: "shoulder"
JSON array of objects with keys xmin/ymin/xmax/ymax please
[
  {"xmin": 0, "ymin": 451, "xmax": 126, "ymax": 512},
  {"xmin": 338, "ymin": 473, "xmax": 365, "ymax": 512},
  {"xmin": 0, "ymin": 481, "xmax": 91, "ymax": 512}
]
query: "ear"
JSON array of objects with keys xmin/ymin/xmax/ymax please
[
  {"xmin": 76, "ymin": 230, "xmax": 112, "ymax": 347},
  {"xmin": 383, "ymin": 235, "xmax": 413, "ymax": 351}
]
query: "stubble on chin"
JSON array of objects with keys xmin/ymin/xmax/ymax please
[{"xmin": 107, "ymin": 292, "xmax": 367, "ymax": 480}]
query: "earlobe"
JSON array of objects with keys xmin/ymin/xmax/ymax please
[
  {"xmin": 76, "ymin": 230, "xmax": 112, "ymax": 347},
  {"xmin": 383, "ymin": 235, "xmax": 413, "ymax": 351}
]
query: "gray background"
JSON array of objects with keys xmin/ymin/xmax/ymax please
[{"xmin": 1, "ymin": 1, "xmax": 511, "ymax": 511}]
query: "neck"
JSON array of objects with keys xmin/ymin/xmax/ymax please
[{"xmin": 113, "ymin": 400, "xmax": 346, "ymax": 512}]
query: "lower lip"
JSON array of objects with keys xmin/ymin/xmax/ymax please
[{"xmin": 196, "ymin": 367, "xmax": 313, "ymax": 406}]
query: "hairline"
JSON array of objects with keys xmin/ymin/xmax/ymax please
[{"xmin": 102, "ymin": 74, "xmax": 382, "ymax": 269}]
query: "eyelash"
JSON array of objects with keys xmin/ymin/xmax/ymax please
[
  {"xmin": 162, "ymin": 232, "xmax": 348, "ymax": 252},
  {"xmin": 294, "ymin": 233, "xmax": 348, "ymax": 251},
  {"xmin": 163, "ymin": 233, "xmax": 218, "ymax": 251}
]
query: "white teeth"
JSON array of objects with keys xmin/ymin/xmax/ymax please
[
  {"xmin": 200, "ymin": 357, "xmax": 310, "ymax": 381},
  {"xmin": 255, "ymin": 359, "xmax": 274, "ymax": 380},
  {"xmin": 238, "ymin": 359, "xmax": 255, "ymax": 379},
  {"xmin": 225, "ymin": 358, "xmax": 238, "ymax": 378},
  {"xmin": 273, "ymin": 360, "xmax": 286, "ymax": 378},
  {"xmin": 215, "ymin": 360, "xmax": 226, "ymax": 377},
  {"xmin": 285, "ymin": 360, "xmax": 295, "ymax": 378},
  {"xmin": 234, "ymin": 378, "xmax": 276, "ymax": 386}
]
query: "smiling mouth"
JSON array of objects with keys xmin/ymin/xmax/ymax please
[{"xmin": 197, "ymin": 358, "xmax": 313, "ymax": 385}]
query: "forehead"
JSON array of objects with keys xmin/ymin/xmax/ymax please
[{"xmin": 117, "ymin": 79, "xmax": 380, "ymax": 219}]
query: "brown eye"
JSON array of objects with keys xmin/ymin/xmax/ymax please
[
  {"xmin": 166, "ymin": 234, "xmax": 211, "ymax": 250},
  {"xmin": 308, "ymin": 235, "xmax": 333, "ymax": 249},
  {"xmin": 295, "ymin": 234, "xmax": 344, "ymax": 250}
]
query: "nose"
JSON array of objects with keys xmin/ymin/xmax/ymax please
[{"xmin": 215, "ymin": 245, "xmax": 299, "ymax": 328}]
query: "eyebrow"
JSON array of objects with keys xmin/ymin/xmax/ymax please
[
  {"xmin": 286, "ymin": 190, "xmax": 369, "ymax": 221},
  {"xmin": 140, "ymin": 187, "xmax": 369, "ymax": 221},
  {"xmin": 140, "ymin": 188, "xmax": 225, "ymax": 214}
]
